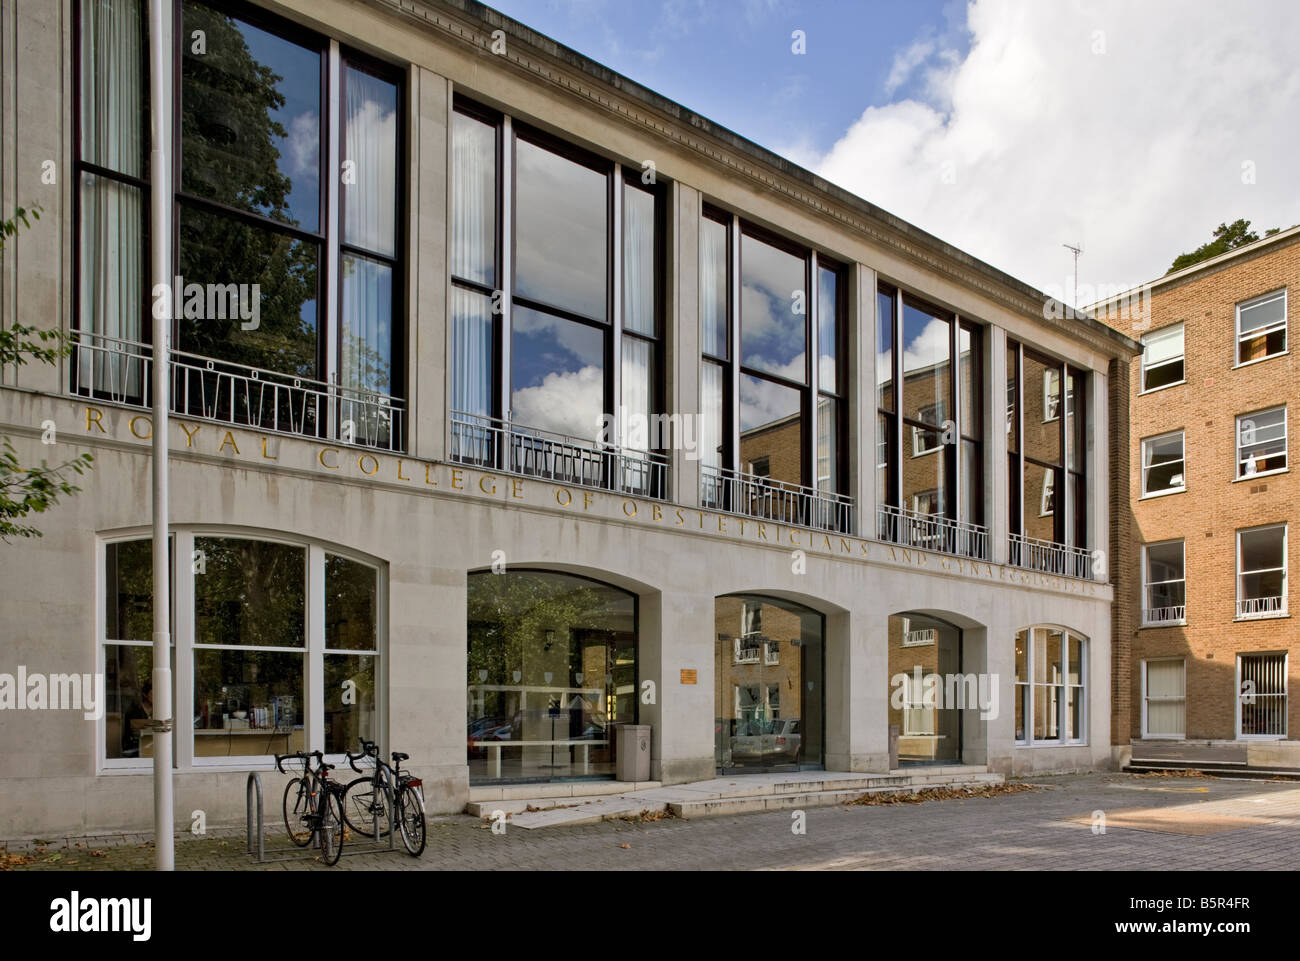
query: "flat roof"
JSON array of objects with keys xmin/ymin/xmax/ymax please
[{"xmin": 430, "ymin": 0, "xmax": 1140, "ymax": 356}]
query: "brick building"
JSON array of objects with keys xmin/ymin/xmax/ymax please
[{"xmin": 1092, "ymin": 226, "xmax": 1300, "ymax": 772}]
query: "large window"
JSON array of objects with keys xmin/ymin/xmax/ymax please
[
  {"xmin": 1237, "ymin": 653, "xmax": 1287, "ymax": 737},
  {"xmin": 1236, "ymin": 290, "xmax": 1287, "ymax": 365},
  {"xmin": 877, "ymin": 283, "xmax": 983, "ymax": 554},
  {"xmin": 466, "ymin": 570, "xmax": 637, "ymax": 782},
  {"xmin": 74, "ymin": 0, "xmax": 405, "ymax": 449},
  {"xmin": 701, "ymin": 210, "xmax": 846, "ymax": 529},
  {"xmin": 1140, "ymin": 430, "xmax": 1185, "ymax": 496},
  {"xmin": 449, "ymin": 100, "xmax": 664, "ymax": 496},
  {"xmin": 1013, "ymin": 627, "xmax": 1086, "ymax": 745},
  {"xmin": 1142, "ymin": 540, "xmax": 1186, "ymax": 626},
  {"xmin": 1237, "ymin": 524, "xmax": 1287, "ymax": 619},
  {"xmin": 1139, "ymin": 324, "xmax": 1184, "ymax": 392},
  {"xmin": 1237, "ymin": 406, "xmax": 1287, "ymax": 478},
  {"xmin": 1007, "ymin": 342, "xmax": 1087, "ymax": 566},
  {"xmin": 1142, "ymin": 659, "xmax": 1186, "ymax": 738},
  {"xmin": 100, "ymin": 533, "xmax": 383, "ymax": 768}
]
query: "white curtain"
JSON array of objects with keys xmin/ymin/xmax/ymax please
[
  {"xmin": 622, "ymin": 184, "xmax": 654, "ymax": 336},
  {"xmin": 699, "ymin": 218, "xmax": 726, "ymax": 355},
  {"xmin": 343, "ymin": 66, "xmax": 397, "ymax": 258},
  {"xmin": 340, "ymin": 254, "xmax": 393, "ymax": 446},
  {"xmin": 450, "ymin": 286, "xmax": 492, "ymax": 417},
  {"xmin": 78, "ymin": 0, "xmax": 144, "ymax": 396},
  {"xmin": 700, "ymin": 361, "xmax": 723, "ymax": 471},
  {"xmin": 620, "ymin": 337, "xmax": 651, "ymax": 452},
  {"xmin": 451, "ymin": 111, "xmax": 493, "ymax": 285},
  {"xmin": 1145, "ymin": 660, "xmax": 1185, "ymax": 736}
]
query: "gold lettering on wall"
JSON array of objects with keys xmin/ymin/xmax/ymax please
[
  {"xmin": 85, "ymin": 406, "xmax": 106, "ymax": 433},
  {"xmin": 396, "ymin": 459, "xmax": 410, "ymax": 481},
  {"xmin": 261, "ymin": 437, "xmax": 278, "ymax": 461},
  {"xmin": 511, "ymin": 479, "xmax": 524, "ymax": 499},
  {"xmin": 318, "ymin": 447, "xmax": 340, "ymax": 469},
  {"xmin": 451, "ymin": 469, "xmax": 465, "ymax": 491},
  {"xmin": 556, "ymin": 488, "xmax": 572, "ymax": 507},
  {"xmin": 217, "ymin": 431, "xmax": 240, "ymax": 455},
  {"xmin": 478, "ymin": 476, "xmax": 496, "ymax": 495},
  {"xmin": 622, "ymin": 499, "xmax": 637, "ymax": 517},
  {"xmin": 424, "ymin": 464, "xmax": 438, "ymax": 486},
  {"xmin": 180, "ymin": 423, "xmax": 201, "ymax": 447},
  {"xmin": 128, "ymin": 415, "xmax": 152, "ymax": 439}
]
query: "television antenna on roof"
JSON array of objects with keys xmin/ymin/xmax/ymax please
[{"xmin": 1063, "ymin": 242, "xmax": 1083, "ymax": 308}]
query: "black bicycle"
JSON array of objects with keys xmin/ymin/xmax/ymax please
[
  {"xmin": 276, "ymin": 750, "xmax": 346, "ymax": 865},
  {"xmin": 341, "ymin": 738, "xmax": 426, "ymax": 856}
]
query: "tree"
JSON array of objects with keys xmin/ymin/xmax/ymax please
[
  {"xmin": 0, "ymin": 203, "xmax": 95, "ymax": 542},
  {"xmin": 1167, "ymin": 219, "xmax": 1280, "ymax": 274}
]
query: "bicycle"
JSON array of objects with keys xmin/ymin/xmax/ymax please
[
  {"xmin": 276, "ymin": 750, "xmax": 347, "ymax": 865},
  {"xmin": 341, "ymin": 738, "xmax": 427, "ymax": 856}
]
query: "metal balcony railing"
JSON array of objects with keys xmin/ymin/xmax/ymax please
[
  {"xmin": 876, "ymin": 503, "xmax": 989, "ymax": 560},
  {"xmin": 700, "ymin": 464, "xmax": 855, "ymax": 534},
  {"xmin": 1008, "ymin": 531, "xmax": 1094, "ymax": 580},
  {"xmin": 1142, "ymin": 585, "xmax": 1186, "ymax": 625},
  {"xmin": 1236, "ymin": 595, "xmax": 1286, "ymax": 619},
  {"xmin": 69, "ymin": 333, "xmax": 405, "ymax": 451},
  {"xmin": 449, "ymin": 410, "xmax": 669, "ymax": 500}
]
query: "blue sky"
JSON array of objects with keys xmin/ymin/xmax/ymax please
[
  {"xmin": 484, "ymin": 0, "xmax": 1300, "ymax": 300},
  {"xmin": 488, "ymin": 0, "xmax": 969, "ymax": 163}
]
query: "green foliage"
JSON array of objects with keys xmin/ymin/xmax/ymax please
[
  {"xmin": 1167, "ymin": 218, "xmax": 1277, "ymax": 273},
  {"xmin": 1, "ymin": 201, "xmax": 95, "ymax": 542}
]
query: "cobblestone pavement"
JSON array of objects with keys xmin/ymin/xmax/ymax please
[{"xmin": 4, "ymin": 773, "xmax": 1298, "ymax": 871}]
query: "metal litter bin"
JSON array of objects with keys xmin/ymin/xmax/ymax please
[{"xmin": 615, "ymin": 724, "xmax": 651, "ymax": 782}]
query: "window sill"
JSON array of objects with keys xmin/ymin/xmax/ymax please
[
  {"xmin": 1013, "ymin": 741, "xmax": 1089, "ymax": 748},
  {"xmin": 1139, "ymin": 487, "xmax": 1186, "ymax": 501},
  {"xmin": 1232, "ymin": 469, "xmax": 1289, "ymax": 483},
  {"xmin": 1140, "ymin": 620, "xmax": 1188, "ymax": 629},
  {"xmin": 1233, "ymin": 350, "xmax": 1289, "ymax": 371},
  {"xmin": 1235, "ymin": 734, "xmax": 1288, "ymax": 741},
  {"xmin": 1233, "ymin": 612, "xmax": 1289, "ymax": 622},
  {"xmin": 1138, "ymin": 734, "xmax": 1186, "ymax": 740},
  {"xmin": 1138, "ymin": 380, "xmax": 1187, "ymax": 397}
]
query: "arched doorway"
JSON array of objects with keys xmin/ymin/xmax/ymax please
[
  {"xmin": 466, "ymin": 570, "xmax": 638, "ymax": 782},
  {"xmin": 714, "ymin": 594, "xmax": 825, "ymax": 773},
  {"xmin": 887, "ymin": 612, "xmax": 966, "ymax": 765}
]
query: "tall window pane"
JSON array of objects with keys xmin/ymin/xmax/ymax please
[
  {"xmin": 451, "ymin": 110, "xmax": 496, "ymax": 285},
  {"xmin": 623, "ymin": 183, "xmax": 656, "ymax": 337},
  {"xmin": 739, "ymin": 375, "xmax": 801, "ymax": 487},
  {"xmin": 343, "ymin": 66, "xmax": 398, "ymax": 257},
  {"xmin": 180, "ymin": 1, "xmax": 321, "ymax": 230},
  {"xmin": 621, "ymin": 337, "xmax": 654, "ymax": 452},
  {"xmin": 700, "ymin": 217, "xmax": 729, "ymax": 358},
  {"xmin": 741, "ymin": 234, "xmax": 805, "ymax": 378},
  {"xmin": 510, "ymin": 307, "xmax": 604, "ymax": 439},
  {"xmin": 1022, "ymin": 353, "xmax": 1060, "ymax": 464},
  {"xmin": 877, "ymin": 289, "xmax": 894, "ymax": 411},
  {"xmin": 193, "ymin": 537, "xmax": 306, "ymax": 647},
  {"xmin": 79, "ymin": 0, "xmax": 144, "ymax": 177},
  {"xmin": 701, "ymin": 361, "xmax": 724, "ymax": 472},
  {"xmin": 450, "ymin": 286, "xmax": 494, "ymax": 416},
  {"xmin": 901, "ymin": 301, "xmax": 951, "ymax": 425},
  {"xmin": 340, "ymin": 253, "xmax": 394, "ymax": 397},
  {"xmin": 818, "ymin": 266, "xmax": 837, "ymax": 392},
  {"xmin": 817, "ymin": 396, "xmax": 838, "ymax": 494},
  {"xmin": 77, "ymin": 173, "xmax": 145, "ymax": 387},
  {"xmin": 514, "ymin": 138, "xmax": 607, "ymax": 320}
]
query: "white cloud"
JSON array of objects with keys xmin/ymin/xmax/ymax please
[
  {"xmin": 512, "ymin": 365, "xmax": 605, "ymax": 441},
  {"xmin": 885, "ymin": 39, "xmax": 936, "ymax": 95},
  {"xmin": 814, "ymin": 0, "xmax": 1300, "ymax": 301}
]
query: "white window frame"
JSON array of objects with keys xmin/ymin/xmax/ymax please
[
  {"xmin": 1235, "ymin": 405, "xmax": 1287, "ymax": 479},
  {"xmin": 1014, "ymin": 626, "xmax": 1088, "ymax": 746},
  {"xmin": 1141, "ymin": 658, "xmax": 1186, "ymax": 739},
  {"xmin": 1139, "ymin": 323, "xmax": 1185, "ymax": 393},
  {"xmin": 1234, "ymin": 289, "xmax": 1287, "ymax": 367},
  {"xmin": 97, "ymin": 528, "xmax": 387, "ymax": 774},
  {"xmin": 911, "ymin": 402, "xmax": 944, "ymax": 456},
  {"xmin": 1042, "ymin": 368, "xmax": 1060, "ymax": 422},
  {"xmin": 1140, "ymin": 430, "xmax": 1186, "ymax": 497},
  {"xmin": 1236, "ymin": 523, "xmax": 1287, "ymax": 620},
  {"xmin": 1141, "ymin": 540, "xmax": 1187, "ymax": 627},
  {"xmin": 1235, "ymin": 652, "xmax": 1288, "ymax": 739}
]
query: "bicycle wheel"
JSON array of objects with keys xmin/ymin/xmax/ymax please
[
  {"xmin": 282, "ymin": 777, "xmax": 315, "ymax": 847},
  {"xmin": 397, "ymin": 786, "xmax": 426, "ymax": 856},
  {"xmin": 319, "ymin": 789, "xmax": 345, "ymax": 866},
  {"xmin": 342, "ymin": 775, "xmax": 393, "ymax": 838}
]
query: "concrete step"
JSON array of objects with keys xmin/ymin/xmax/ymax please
[{"xmin": 1125, "ymin": 761, "xmax": 1300, "ymax": 780}]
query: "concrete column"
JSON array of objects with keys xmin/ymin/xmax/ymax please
[
  {"xmin": 853, "ymin": 263, "xmax": 877, "ymax": 537},
  {"xmin": 984, "ymin": 604, "xmax": 1017, "ymax": 776},
  {"xmin": 388, "ymin": 563, "xmax": 468, "ymax": 813},
  {"xmin": 640, "ymin": 589, "xmax": 714, "ymax": 783},
  {"xmin": 959, "ymin": 626, "xmax": 989, "ymax": 765},
  {"xmin": 670, "ymin": 182, "xmax": 700, "ymax": 506},
  {"xmin": 988, "ymin": 325, "xmax": 1010, "ymax": 565},
  {"xmin": 1089, "ymin": 366, "xmax": 1109, "ymax": 581},
  {"xmin": 5, "ymin": 0, "xmax": 64, "ymax": 395},
  {"xmin": 411, "ymin": 67, "xmax": 448, "ymax": 462},
  {"xmin": 828, "ymin": 605, "xmax": 889, "ymax": 772}
]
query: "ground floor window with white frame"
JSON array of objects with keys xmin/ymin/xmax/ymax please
[
  {"xmin": 1142, "ymin": 658, "xmax": 1185, "ymax": 738},
  {"xmin": 1237, "ymin": 652, "xmax": 1287, "ymax": 738},
  {"xmin": 1014, "ymin": 626, "xmax": 1087, "ymax": 744},
  {"xmin": 100, "ymin": 530, "xmax": 384, "ymax": 769}
]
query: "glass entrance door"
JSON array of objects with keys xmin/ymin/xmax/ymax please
[{"xmin": 714, "ymin": 595, "xmax": 823, "ymax": 772}]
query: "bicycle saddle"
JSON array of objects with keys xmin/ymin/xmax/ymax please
[{"xmin": 391, "ymin": 751, "xmax": 409, "ymax": 762}]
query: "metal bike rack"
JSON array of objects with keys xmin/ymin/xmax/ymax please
[{"xmin": 245, "ymin": 770, "xmax": 405, "ymax": 865}]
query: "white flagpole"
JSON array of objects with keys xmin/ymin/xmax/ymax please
[{"xmin": 149, "ymin": 0, "xmax": 174, "ymax": 872}]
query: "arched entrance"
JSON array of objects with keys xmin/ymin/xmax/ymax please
[
  {"xmin": 887, "ymin": 612, "xmax": 970, "ymax": 765},
  {"xmin": 466, "ymin": 569, "xmax": 638, "ymax": 782},
  {"xmin": 714, "ymin": 594, "xmax": 825, "ymax": 773}
]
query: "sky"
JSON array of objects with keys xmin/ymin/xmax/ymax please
[{"xmin": 485, "ymin": 0, "xmax": 1300, "ymax": 304}]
